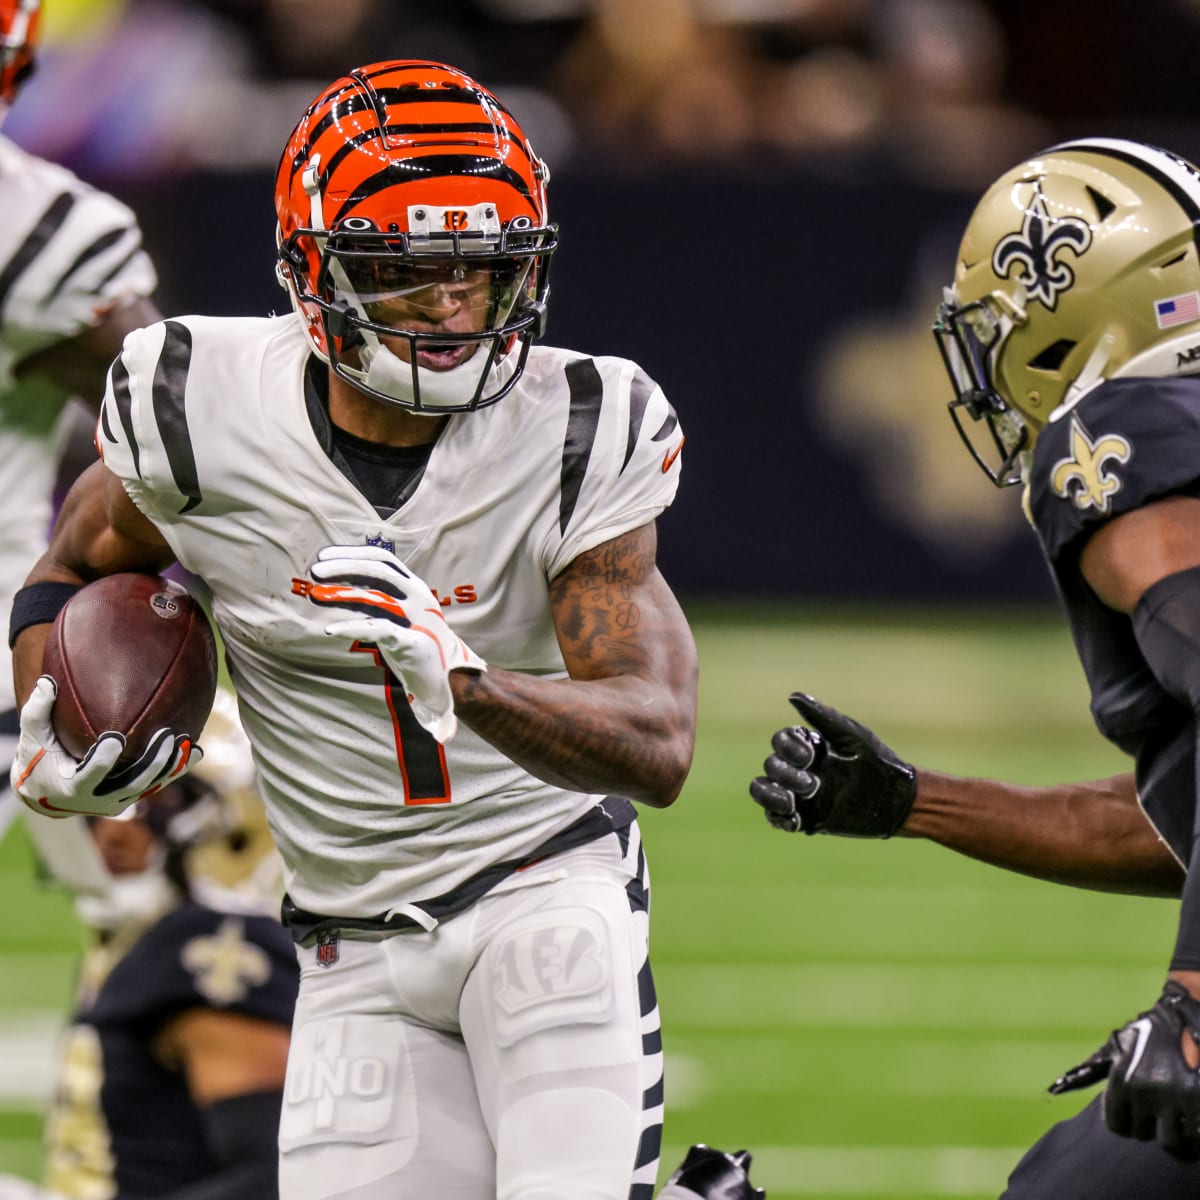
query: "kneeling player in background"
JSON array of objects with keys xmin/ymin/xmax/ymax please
[{"xmin": 0, "ymin": 696, "xmax": 297, "ymax": 1200}]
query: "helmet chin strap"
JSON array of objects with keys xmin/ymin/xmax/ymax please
[
  {"xmin": 1053, "ymin": 333, "xmax": 1116, "ymax": 419},
  {"xmin": 1047, "ymin": 327, "xmax": 1200, "ymax": 424}
]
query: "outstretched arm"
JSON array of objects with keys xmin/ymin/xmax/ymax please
[
  {"xmin": 750, "ymin": 693, "xmax": 1182, "ymax": 897},
  {"xmin": 907, "ymin": 767, "xmax": 1181, "ymax": 896}
]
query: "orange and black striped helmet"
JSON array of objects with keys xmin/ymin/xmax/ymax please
[
  {"xmin": 0, "ymin": 0, "xmax": 39, "ymax": 109},
  {"xmin": 275, "ymin": 61, "xmax": 558, "ymax": 414}
]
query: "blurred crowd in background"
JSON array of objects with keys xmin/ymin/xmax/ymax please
[
  {"xmin": 13, "ymin": 0, "xmax": 1200, "ymax": 604},
  {"xmin": 14, "ymin": 0, "xmax": 1200, "ymax": 188}
]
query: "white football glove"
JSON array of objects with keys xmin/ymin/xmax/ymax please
[
  {"xmin": 11, "ymin": 676, "xmax": 201, "ymax": 819},
  {"xmin": 305, "ymin": 544, "xmax": 486, "ymax": 744}
]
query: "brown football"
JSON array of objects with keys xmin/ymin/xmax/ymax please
[{"xmin": 42, "ymin": 574, "xmax": 219, "ymax": 769}]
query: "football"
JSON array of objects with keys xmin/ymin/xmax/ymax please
[{"xmin": 42, "ymin": 574, "xmax": 219, "ymax": 769}]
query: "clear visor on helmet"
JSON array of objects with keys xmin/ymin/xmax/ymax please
[
  {"xmin": 933, "ymin": 295, "xmax": 1027, "ymax": 487},
  {"xmin": 281, "ymin": 220, "xmax": 556, "ymax": 412},
  {"xmin": 328, "ymin": 252, "xmax": 534, "ymax": 339}
]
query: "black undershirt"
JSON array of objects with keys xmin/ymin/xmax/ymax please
[{"xmin": 303, "ymin": 357, "xmax": 436, "ymax": 517}]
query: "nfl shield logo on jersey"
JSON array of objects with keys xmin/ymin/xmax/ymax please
[
  {"xmin": 365, "ymin": 534, "xmax": 395, "ymax": 554},
  {"xmin": 315, "ymin": 930, "xmax": 340, "ymax": 967}
]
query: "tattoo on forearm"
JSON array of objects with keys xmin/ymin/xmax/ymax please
[
  {"xmin": 460, "ymin": 677, "xmax": 679, "ymax": 800},
  {"xmin": 455, "ymin": 524, "xmax": 695, "ymax": 801},
  {"xmin": 552, "ymin": 530, "xmax": 654, "ymax": 668}
]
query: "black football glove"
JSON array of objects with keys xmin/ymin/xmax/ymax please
[
  {"xmin": 662, "ymin": 1144, "xmax": 765, "ymax": 1200},
  {"xmin": 1049, "ymin": 981, "xmax": 1200, "ymax": 1159},
  {"xmin": 748, "ymin": 693, "xmax": 916, "ymax": 837}
]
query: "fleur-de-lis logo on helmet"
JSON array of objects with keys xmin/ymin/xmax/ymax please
[
  {"xmin": 1050, "ymin": 416, "xmax": 1132, "ymax": 514},
  {"xmin": 992, "ymin": 184, "xmax": 1093, "ymax": 310}
]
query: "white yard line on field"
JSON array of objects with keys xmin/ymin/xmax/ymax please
[
  {"xmin": 656, "ymin": 961, "xmax": 1155, "ymax": 1031},
  {"xmin": 0, "ymin": 1014, "xmax": 60, "ymax": 1106}
]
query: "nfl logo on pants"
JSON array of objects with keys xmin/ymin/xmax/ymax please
[{"xmin": 315, "ymin": 930, "xmax": 339, "ymax": 967}]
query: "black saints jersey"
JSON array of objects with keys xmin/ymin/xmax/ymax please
[
  {"xmin": 1028, "ymin": 375, "xmax": 1200, "ymax": 861},
  {"xmin": 42, "ymin": 903, "xmax": 298, "ymax": 1198}
]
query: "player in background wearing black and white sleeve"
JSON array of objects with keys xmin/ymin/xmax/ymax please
[
  {"xmin": 4, "ymin": 58, "xmax": 764, "ymax": 1200},
  {"xmin": 751, "ymin": 139, "xmax": 1200, "ymax": 1197},
  {"xmin": 0, "ymin": 695, "xmax": 297, "ymax": 1200},
  {"xmin": 0, "ymin": 0, "xmax": 160, "ymax": 838}
]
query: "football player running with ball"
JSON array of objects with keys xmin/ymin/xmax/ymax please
[
  {"xmin": 751, "ymin": 139, "xmax": 1200, "ymax": 1197},
  {"xmin": 0, "ymin": 0, "xmax": 160, "ymax": 833},
  {"xmin": 8, "ymin": 61, "xmax": 710, "ymax": 1200}
]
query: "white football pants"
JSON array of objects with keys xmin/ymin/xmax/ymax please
[{"xmin": 278, "ymin": 827, "xmax": 663, "ymax": 1200}]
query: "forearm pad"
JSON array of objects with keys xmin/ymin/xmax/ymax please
[
  {"xmin": 1174, "ymin": 861, "xmax": 1200, "ymax": 971},
  {"xmin": 1132, "ymin": 566, "xmax": 1200, "ymax": 969},
  {"xmin": 1133, "ymin": 565, "xmax": 1200, "ymax": 709}
]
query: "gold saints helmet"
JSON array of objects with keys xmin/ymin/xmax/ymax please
[{"xmin": 934, "ymin": 138, "xmax": 1200, "ymax": 485}]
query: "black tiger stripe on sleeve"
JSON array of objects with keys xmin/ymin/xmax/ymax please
[
  {"xmin": 152, "ymin": 321, "xmax": 203, "ymax": 514},
  {"xmin": 99, "ymin": 400, "xmax": 116, "ymax": 446},
  {"xmin": 94, "ymin": 241, "xmax": 146, "ymax": 293},
  {"xmin": 42, "ymin": 224, "xmax": 132, "ymax": 304},
  {"xmin": 560, "ymin": 358, "xmax": 604, "ymax": 535},
  {"xmin": 650, "ymin": 410, "xmax": 679, "ymax": 443},
  {"xmin": 620, "ymin": 367, "xmax": 656, "ymax": 475},
  {"xmin": 0, "ymin": 191, "xmax": 77, "ymax": 318},
  {"xmin": 108, "ymin": 355, "xmax": 141, "ymax": 479}
]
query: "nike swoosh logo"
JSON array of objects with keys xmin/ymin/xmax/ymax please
[
  {"xmin": 662, "ymin": 438, "xmax": 685, "ymax": 473},
  {"xmin": 1124, "ymin": 1017, "xmax": 1154, "ymax": 1081},
  {"xmin": 32, "ymin": 797, "xmax": 78, "ymax": 820}
]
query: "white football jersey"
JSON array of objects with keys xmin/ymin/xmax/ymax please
[
  {"xmin": 0, "ymin": 134, "xmax": 156, "ymax": 710},
  {"xmin": 98, "ymin": 313, "xmax": 683, "ymax": 919}
]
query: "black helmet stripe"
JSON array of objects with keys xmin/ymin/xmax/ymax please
[
  {"xmin": 1051, "ymin": 139, "xmax": 1200, "ymax": 257},
  {"xmin": 307, "ymin": 123, "xmax": 532, "ymax": 190},
  {"xmin": 319, "ymin": 86, "xmax": 517, "ymax": 147},
  {"xmin": 289, "ymin": 114, "xmax": 533, "ymax": 187},
  {"xmin": 355, "ymin": 60, "xmax": 521, "ymax": 121},
  {"xmin": 330, "ymin": 154, "xmax": 536, "ymax": 225}
]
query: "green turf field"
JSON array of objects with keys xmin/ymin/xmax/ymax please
[{"xmin": 0, "ymin": 604, "xmax": 1174, "ymax": 1199}]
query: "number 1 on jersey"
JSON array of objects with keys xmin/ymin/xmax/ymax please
[{"xmin": 351, "ymin": 642, "xmax": 452, "ymax": 805}]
